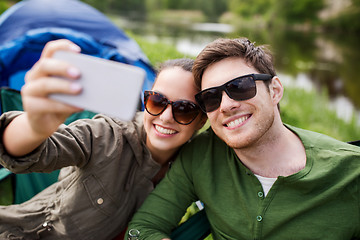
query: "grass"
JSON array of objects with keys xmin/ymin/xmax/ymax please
[
  {"xmin": 281, "ymin": 87, "xmax": 360, "ymax": 142},
  {"xmin": 126, "ymin": 31, "xmax": 194, "ymax": 68}
]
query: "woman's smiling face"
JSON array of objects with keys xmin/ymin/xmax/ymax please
[{"xmin": 144, "ymin": 66, "xmax": 205, "ymax": 161}]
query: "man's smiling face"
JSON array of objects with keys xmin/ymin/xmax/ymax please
[{"xmin": 201, "ymin": 57, "xmax": 277, "ymax": 149}]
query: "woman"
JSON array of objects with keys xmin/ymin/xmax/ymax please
[{"xmin": 0, "ymin": 39, "xmax": 206, "ymax": 239}]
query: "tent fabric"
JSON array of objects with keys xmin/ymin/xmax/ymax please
[
  {"xmin": 170, "ymin": 209, "xmax": 211, "ymax": 240},
  {"xmin": 0, "ymin": 28, "xmax": 156, "ymax": 92},
  {"xmin": 0, "ymin": 0, "xmax": 156, "ymax": 109},
  {"xmin": 0, "ymin": 0, "xmax": 147, "ymax": 62}
]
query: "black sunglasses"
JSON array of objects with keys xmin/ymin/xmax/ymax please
[
  {"xmin": 195, "ymin": 73, "xmax": 273, "ymax": 113},
  {"xmin": 144, "ymin": 91, "xmax": 201, "ymax": 125}
]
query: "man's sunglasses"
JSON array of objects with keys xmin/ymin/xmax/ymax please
[
  {"xmin": 144, "ymin": 91, "xmax": 201, "ymax": 125},
  {"xmin": 195, "ymin": 73, "xmax": 273, "ymax": 113}
]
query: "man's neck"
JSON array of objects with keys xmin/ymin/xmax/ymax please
[{"xmin": 234, "ymin": 124, "xmax": 306, "ymax": 178}]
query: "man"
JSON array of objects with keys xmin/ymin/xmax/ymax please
[{"xmin": 126, "ymin": 38, "xmax": 360, "ymax": 240}]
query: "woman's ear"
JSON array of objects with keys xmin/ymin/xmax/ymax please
[{"xmin": 269, "ymin": 76, "xmax": 283, "ymax": 106}]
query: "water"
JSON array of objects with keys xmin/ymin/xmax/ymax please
[{"xmin": 114, "ymin": 17, "xmax": 360, "ymax": 124}]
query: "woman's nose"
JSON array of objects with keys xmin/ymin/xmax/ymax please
[{"xmin": 159, "ymin": 104, "xmax": 174, "ymax": 123}]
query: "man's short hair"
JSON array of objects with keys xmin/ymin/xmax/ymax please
[{"xmin": 193, "ymin": 37, "xmax": 276, "ymax": 89}]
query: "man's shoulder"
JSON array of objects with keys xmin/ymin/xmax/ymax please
[{"xmin": 285, "ymin": 124, "xmax": 360, "ymax": 154}]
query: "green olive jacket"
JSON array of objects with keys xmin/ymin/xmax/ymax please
[{"xmin": 0, "ymin": 111, "xmax": 161, "ymax": 239}]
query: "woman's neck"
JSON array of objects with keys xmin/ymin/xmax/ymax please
[
  {"xmin": 145, "ymin": 136, "xmax": 179, "ymax": 165},
  {"xmin": 150, "ymin": 148, "xmax": 178, "ymax": 165},
  {"xmin": 148, "ymin": 144, "xmax": 179, "ymax": 186}
]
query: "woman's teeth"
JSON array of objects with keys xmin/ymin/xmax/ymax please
[{"xmin": 155, "ymin": 125, "xmax": 176, "ymax": 135}]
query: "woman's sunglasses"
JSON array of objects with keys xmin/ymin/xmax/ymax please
[
  {"xmin": 144, "ymin": 91, "xmax": 201, "ymax": 125},
  {"xmin": 195, "ymin": 73, "xmax": 273, "ymax": 113}
]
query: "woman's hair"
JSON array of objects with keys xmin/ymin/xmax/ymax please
[
  {"xmin": 157, "ymin": 58, "xmax": 194, "ymax": 75},
  {"xmin": 193, "ymin": 37, "xmax": 276, "ymax": 89},
  {"xmin": 153, "ymin": 58, "xmax": 195, "ymax": 88}
]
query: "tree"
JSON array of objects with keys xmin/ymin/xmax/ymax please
[
  {"xmin": 229, "ymin": 0, "xmax": 271, "ymax": 18},
  {"xmin": 275, "ymin": 0, "xmax": 324, "ymax": 24}
]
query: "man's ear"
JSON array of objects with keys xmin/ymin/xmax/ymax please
[{"xmin": 269, "ymin": 76, "xmax": 283, "ymax": 105}]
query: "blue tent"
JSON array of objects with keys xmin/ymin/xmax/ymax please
[{"xmin": 0, "ymin": 0, "xmax": 156, "ymax": 101}]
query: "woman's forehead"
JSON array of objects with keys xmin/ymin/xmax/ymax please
[{"xmin": 152, "ymin": 68, "xmax": 197, "ymax": 101}]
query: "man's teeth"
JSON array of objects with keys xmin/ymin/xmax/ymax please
[
  {"xmin": 155, "ymin": 125, "xmax": 176, "ymax": 135},
  {"xmin": 227, "ymin": 116, "xmax": 248, "ymax": 128}
]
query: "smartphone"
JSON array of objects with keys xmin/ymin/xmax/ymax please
[{"xmin": 50, "ymin": 51, "xmax": 145, "ymax": 121}]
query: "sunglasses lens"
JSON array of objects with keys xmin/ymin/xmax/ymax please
[
  {"xmin": 145, "ymin": 91, "xmax": 200, "ymax": 125},
  {"xmin": 196, "ymin": 75, "xmax": 257, "ymax": 113},
  {"xmin": 226, "ymin": 76, "xmax": 256, "ymax": 101},
  {"xmin": 172, "ymin": 101, "xmax": 199, "ymax": 124},
  {"xmin": 145, "ymin": 92, "xmax": 167, "ymax": 115},
  {"xmin": 197, "ymin": 88, "xmax": 222, "ymax": 113}
]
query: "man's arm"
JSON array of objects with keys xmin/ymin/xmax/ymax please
[{"xmin": 126, "ymin": 151, "xmax": 198, "ymax": 240}]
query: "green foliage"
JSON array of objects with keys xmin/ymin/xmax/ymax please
[
  {"xmin": 275, "ymin": 0, "xmax": 325, "ymax": 24},
  {"xmin": 81, "ymin": 0, "xmax": 146, "ymax": 15},
  {"xmin": 270, "ymin": 30, "xmax": 317, "ymax": 75},
  {"xmin": 3, "ymin": 0, "xmax": 359, "ymax": 33},
  {"xmin": 227, "ymin": 0, "xmax": 325, "ymax": 27},
  {"xmin": 76, "ymin": 0, "xmax": 360, "ymax": 32},
  {"xmin": 0, "ymin": 2, "xmax": 7, "ymax": 14},
  {"xmin": 81, "ymin": 0, "xmax": 107, "ymax": 12},
  {"xmin": 0, "ymin": 0, "xmax": 19, "ymax": 14},
  {"xmin": 145, "ymin": 0, "xmax": 167, "ymax": 12},
  {"xmin": 126, "ymin": 31, "xmax": 193, "ymax": 68},
  {"xmin": 281, "ymin": 87, "xmax": 360, "ymax": 141},
  {"xmin": 146, "ymin": 9, "xmax": 205, "ymax": 24},
  {"xmin": 0, "ymin": 177, "xmax": 13, "ymax": 205},
  {"xmin": 198, "ymin": 0, "xmax": 228, "ymax": 21},
  {"xmin": 229, "ymin": 0, "xmax": 270, "ymax": 18},
  {"xmin": 323, "ymin": 6, "xmax": 360, "ymax": 33},
  {"xmin": 145, "ymin": 0, "xmax": 227, "ymax": 21}
]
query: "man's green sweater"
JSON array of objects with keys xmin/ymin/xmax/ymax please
[{"xmin": 128, "ymin": 125, "xmax": 360, "ymax": 240}]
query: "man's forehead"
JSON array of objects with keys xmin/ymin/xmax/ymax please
[{"xmin": 201, "ymin": 58, "xmax": 257, "ymax": 89}]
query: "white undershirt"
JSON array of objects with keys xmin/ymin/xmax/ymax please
[{"xmin": 254, "ymin": 174, "xmax": 277, "ymax": 197}]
